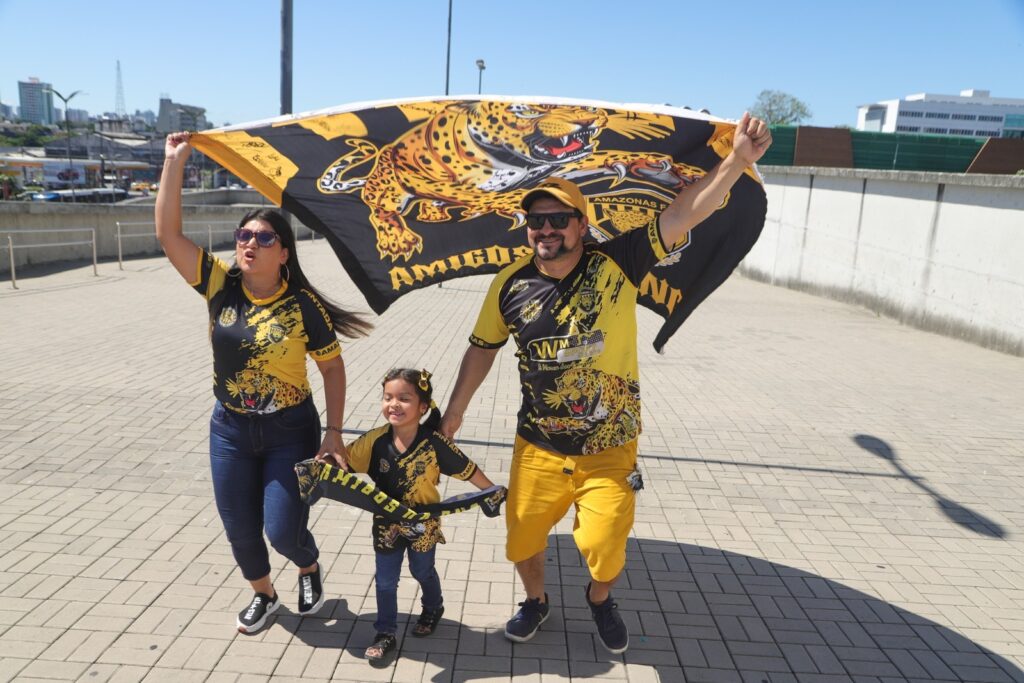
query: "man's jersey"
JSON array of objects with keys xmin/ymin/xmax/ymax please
[
  {"xmin": 470, "ymin": 219, "xmax": 670, "ymax": 455},
  {"xmin": 347, "ymin": 424, "xmax": 479, "ymax": 553},
  {"xmin": 191, "ymin": 249, "xmax": 340, "ymax": 414}
]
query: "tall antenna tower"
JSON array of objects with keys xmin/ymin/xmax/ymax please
[{"xmin": 115, "ymin": 60, "xmax": 126, "ymax": 117}]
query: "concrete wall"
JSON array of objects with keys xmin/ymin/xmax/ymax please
[
  {"xmin": 744, "ymin": 166, "xmax": 1024, "ymax": 355},
  {"xmin": 4, "ymin": 170, "xmax": 1022, "ymax": 355},
  {"xmin": 0, "ymin": 195, "xmax": 313, "ymax": 275}
]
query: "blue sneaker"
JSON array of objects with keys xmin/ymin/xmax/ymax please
[
  {"xmin": 586, "ymin": 583, "xmax": 628, "ymax": 653},
  {"xmin": 504, "ymin": 593, "xmax": 549, "ymax": 642}
]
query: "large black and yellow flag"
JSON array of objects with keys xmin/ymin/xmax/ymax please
[{"xmin": 191, "ymin": 97, "xmax": 767, "ymax": 351}]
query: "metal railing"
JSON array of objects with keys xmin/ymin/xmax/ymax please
[
  {"xmin": 115, "ymin": 220, "xmax": 238, "ymax": 269},
  {"xmin": 0, "ymin": 220, "xmax": 320, "ymax": 288},
  {"xmin": 1, "ymin": 228, "xmax": 97, "ymax": 289}
]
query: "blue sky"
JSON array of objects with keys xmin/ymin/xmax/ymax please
[{"xmin": 3, "ymin": 0, "xmax": 1022, "ymax": 128}]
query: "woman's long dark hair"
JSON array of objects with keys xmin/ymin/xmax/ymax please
[
  {"xmin": 383, "ymin": 368, "xmax": 442, "ymax": 431},
  {"xmin": 239, "ymin": 208, "xmax": 372, "ymax": 339}
]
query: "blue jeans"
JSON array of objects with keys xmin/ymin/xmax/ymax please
[
  {"xmin": 209, "ymin": 398, "xmax": 320, "ymax": 581},
  {"xmin": 374, "ymin": 546, "xmax": 443, "ymax": 635}
]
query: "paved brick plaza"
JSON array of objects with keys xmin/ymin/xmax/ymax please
[{"xmin": 0, "ymin": 242, "xmax": 1021, "ymax": 682}]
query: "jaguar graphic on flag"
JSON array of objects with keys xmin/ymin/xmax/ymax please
[{"xmin": 191, "ymin": 96, "xmax": 767, "ymax": 351}]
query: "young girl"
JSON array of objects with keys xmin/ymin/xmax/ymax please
[{"xmin": 338, "ymin": 368, "xmax": 497, "ymax": 667}]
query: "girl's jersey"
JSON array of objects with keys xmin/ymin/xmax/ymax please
[
  {"xmin": 191, "ymin": 249, "xmax": 340, "ymax": 414},
  {"xmin": 347, "ymin": 424, "xmax": 478, "ymax": 553}
]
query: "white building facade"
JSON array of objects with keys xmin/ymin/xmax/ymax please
[{"xmin": 856, "ymin": 89, "xmax": 1024, "ymax": 139}]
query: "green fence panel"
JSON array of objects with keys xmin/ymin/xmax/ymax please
[
  {"xmin": 761, "ymin": 125, "xmax": 796, "ymax": 166},
  {"xmin": 760, "ymin": 126, "xmax": 986, "ymax": 173},
  {"xmin": 757, "ymin": 126, "xmax": 987, "ymax": 174},
  {"xmin": 851, "ymin": 131, "xmax": 984, "ymax": 173}
]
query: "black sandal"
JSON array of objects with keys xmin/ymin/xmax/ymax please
[
  {"xmin": 365, "ymin": 632, "xmax": 397, "ymax": 667},
  {"xmin": 411, "ymin": 605, "xmax": 444, "ymax": 637}
]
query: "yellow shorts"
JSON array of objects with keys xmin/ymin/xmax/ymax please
[{"xmin": 506, "ymin": 436, "xmax": 637, "ymax": 582}]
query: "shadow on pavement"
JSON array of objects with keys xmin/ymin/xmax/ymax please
[
  {"xmin": 573, "ymin": 534, "xmax": 1021, "ymax": 682},
  {"xmin": 300, "ymin": 535, "xmax": 1022, "ymax": 682},
  {"xmin": 273, "ymin": 597, "xmax": 359, "ymax": 649},
  {"xmin": 853, "ymin": 434, "xmax": 1006, "ymax": 539}
]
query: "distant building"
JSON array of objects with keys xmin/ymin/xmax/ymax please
[
  {"xmin": 0, "ymin": 102, "xmax": 14, "ymax": 121},
  {"xmin": 129, "ymin": 109, "xmax": 157, "ymax": 133},
  {"xmin": 857, "ymin": 89, "xmax": 1024, "ymax": 139},
  {"xmin": 134, "ymin": 109, "xmax": 157, "ymax": 126},
  {"xmin": 156, "ymin": 97, "xmax": 209, "ymax": 133},
  {"xmin": 43, "ymin": 129, "xmax": 163, "ymax": 170},
  {"xmin": 96, "ymin": 114, "xmax": 133, "ymax": 134},
  {"xmin": 67, "ymin": 108, "xmax": 90, "ymax": 124},
  {"xmin": 18, "ymin": 78, "xmax": 56, "ymax": 125}
]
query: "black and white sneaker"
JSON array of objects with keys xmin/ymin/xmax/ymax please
[
  {"xmin": 237, "ymin": 592, "xmax": 280, "ymax": 634},
  {"xmin": 298, "ymin": 565, "xmax": 325, "ymax": 616}
]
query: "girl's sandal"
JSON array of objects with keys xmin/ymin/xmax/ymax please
[
  {"xmin": 365, "ymin": 632, "xmax": 398, "ymax": 667},
  {"xmin": 410, "ymin": 605, "xmax": 445, "ymax": 637}
]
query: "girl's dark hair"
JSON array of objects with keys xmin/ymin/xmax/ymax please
[
  {"xmin": 383, "ymin": 368, "xmax": 441, "ymax": 431},
  {"xmin": 238, "ymin": 208, "xmax": 373, "ymax": 339}
]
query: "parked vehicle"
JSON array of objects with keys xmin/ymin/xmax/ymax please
[{"xmin": 31, "ymin": 188, "xmax": 127, "ymax": 203}]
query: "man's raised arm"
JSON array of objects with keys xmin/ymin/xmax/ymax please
[{"xmin": 658, "ymin": 112, "xmax": 772, "ymax": 250}]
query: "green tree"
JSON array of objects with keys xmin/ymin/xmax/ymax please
[
  {"xmin": 750, "ymin": 90, "xmax": 812, "ymax": 125},
  {"xmin": 0, "ymin": 124, "xmax": 58, "ymax": 147},
  {"xmin": 0, "ymin": 173, "xmax": 21, "ymax": 200}
]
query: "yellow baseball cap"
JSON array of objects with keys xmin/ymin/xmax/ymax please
[{"xmin": 521, "ymin": 176, "xmax": 588, "ymax": 216}]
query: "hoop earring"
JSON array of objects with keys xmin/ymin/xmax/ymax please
[{"xmin": 281, "ymin": 263, "xmax": 291, "ymax": 282}]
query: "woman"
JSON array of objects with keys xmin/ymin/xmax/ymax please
[{"xmin": 155, "ymin": 132, "xmax": 371, "ymax": 634}]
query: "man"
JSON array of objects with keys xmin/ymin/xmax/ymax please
[{"xmin": 440, "ymin": 113, "xmax": 771, "ymax": 653}]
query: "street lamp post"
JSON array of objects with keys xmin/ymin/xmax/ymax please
[
  {"xmin": 45, "ymin": 87, "xmax": 82, "ymax": 201},
  {"xmin": 444, "ymin": 0, "xmax": 453, "ymax": 96},
  {"xmin": 476, "ymin": 59, "xmax": 486, "ymax": 95}
]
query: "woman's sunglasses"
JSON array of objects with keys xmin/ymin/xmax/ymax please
[
  {"xmin": 234, "ymin": 228, "xmax": 279, "ymax": 247},
  {"xmin": 525, "ymin": 212, "xmax": 580, "ymax": 230}
]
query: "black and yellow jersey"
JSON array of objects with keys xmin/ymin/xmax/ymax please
[
  {"xmin": 191, "ymin": 249, "xmax": 340, "ymax": 414},
  {"xmin": 347, "ymin": 424, "xmax": 479, "ymax": 553},
  {"xmin": 469, "ymin": 218, "xmax": 670, "ymax": 455}
]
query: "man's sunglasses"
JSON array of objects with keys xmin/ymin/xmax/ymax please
[
  {"xmin": 234, "ymin": 228, "xmax": 279, "ymax": 247},
  {"xmin": 525, "ymin": 212, "xmax": 580, "ymax": 230}
]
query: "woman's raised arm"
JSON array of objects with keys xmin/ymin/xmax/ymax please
[{"xmin": 154, "ymin": 132, "xmax": 202, "ymax": 282}]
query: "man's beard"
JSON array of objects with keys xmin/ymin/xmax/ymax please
[{"xmin": 533, "ymin": 240, "xmax": 570, "ymax": 260}]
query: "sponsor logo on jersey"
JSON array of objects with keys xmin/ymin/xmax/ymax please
[
  {"xmin": 527, "ymin": 330, "xmax": 605, "ymax": 363},
  {"xmin": 508, "ymin": 279, "xmax": 530, "ymax": 295}
]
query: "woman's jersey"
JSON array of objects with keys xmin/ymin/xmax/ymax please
[
  {"xmin": 469, "ymin": 219, "xmax": 669, "ymax": 455},
  {"xmin": 347, "ymin": 424, "xmax": 478, "ymax": 553},
  {"xmin": 191, "ymin": 249, "xmax": 340, "ymax": 414}
]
